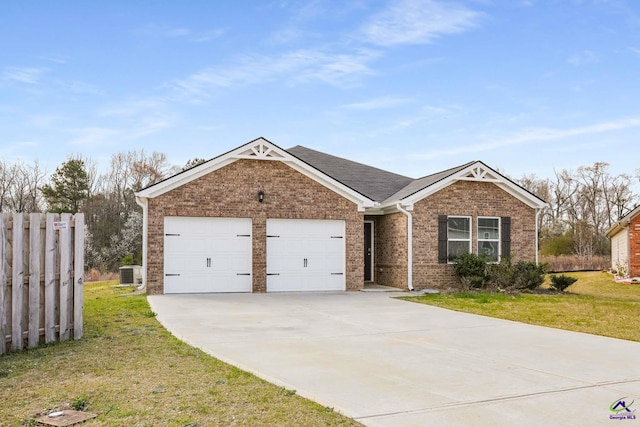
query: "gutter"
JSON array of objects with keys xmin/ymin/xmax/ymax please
[
  {"xmin": 135, "ymin": 196, "xmax": 148, "ymax": 292},
  {"xmin": 396, "ymin": 203, "xmax": 414, "ymax": 291}
]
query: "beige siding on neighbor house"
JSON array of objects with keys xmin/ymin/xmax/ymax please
[
  {"xmin": 610, "ymin": 227, "xmax": 629, "ymax": 274},
  {"xmin": 145, "ymin": 159, "xmax": 364, "ymax": 294}
]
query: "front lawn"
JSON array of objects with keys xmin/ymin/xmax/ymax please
[
  {"xmin": 0, "ymin": 282, "xmax": 361, "ymax": 426},
  {"xmin": 402, "ymin": 271, "xmax": 640, "ymax": 342}
]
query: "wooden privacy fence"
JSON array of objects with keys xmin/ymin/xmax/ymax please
[{"xmin": 0, "ymin": 213, "xmax": 84, "ymax": 355}]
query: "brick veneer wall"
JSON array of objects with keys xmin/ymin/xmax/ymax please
[
  {"xmin": 367, "ymin": 214, "xmax": 408, "ymax": 288},
  {"xmin": 411, "ymin": 180, "xmax": 537, "ymax": 290},
  {"xmin": 629, "ymin": 214, "xmax": 640, "ymax": 277},
  {"xmin": 146, "ymin": 159, "xmax": 364, "ymax": 294}
]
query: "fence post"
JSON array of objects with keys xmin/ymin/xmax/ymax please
[
  {"xmin": 73, "ymin": 213, "xmax": 84, "ymax": 340},
  {"xmin": 0, "ymin": 215, "xmax": 8, "ymax": 354}
]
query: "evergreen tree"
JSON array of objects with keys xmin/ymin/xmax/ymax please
[{"xmin": 41, "ymin": 158, "xmax": 90, "ymax": 213}]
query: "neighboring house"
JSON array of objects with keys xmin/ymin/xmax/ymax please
[
  {"xmin": 135, "ymin": 137, "xmax": 546, "ymax": 294},
  {"xmin": 606, "ymin": 205, "xmax": 640, "ymax": 278}
]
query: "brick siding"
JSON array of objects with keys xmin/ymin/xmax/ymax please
[
  {"xmin": 629, "ymin": 214, "xmax": 640, "ymax": 277},
  {"xmin": 146, "ymin": 159, "xmax": 364, "ymax": 294},
  {"xmin": 411, "ymin": 180, "xmax": 537, "ymax": 290},
  {"xmin": 367, "ymin": 213, "xmax": 408, "ymax": 288}
]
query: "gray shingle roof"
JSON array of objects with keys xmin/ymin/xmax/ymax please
[
  {"xmin": 382, "ymin": 161, "xmax": 476, "ymax": 204},
  {"xmin": 286, "ymin": 145, "xmax": 414, "ymax": 202}
]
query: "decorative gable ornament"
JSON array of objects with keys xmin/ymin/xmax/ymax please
[
  {"xmin": 235, "ymin": 142, "xmax": 286, "ymax": 160},
  {"xmin": 459, "ymin": 165, "xmax": 500, "ymax": 182}
]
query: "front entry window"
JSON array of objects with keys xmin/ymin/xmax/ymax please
[{"xmin": 447, "ymin": 216, "xmax": 471, "ymax": 262}]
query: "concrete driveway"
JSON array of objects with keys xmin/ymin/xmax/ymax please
[{"xmin": 148, "ymin": 292, "xmax": 640, "ymax": 426}]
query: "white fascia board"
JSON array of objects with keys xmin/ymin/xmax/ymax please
[
  {"xmin": 135, "ymin": 157, "xmax": 236, "ymax": 198},
  {"xmin": 387, "ymin": 162, "xmax": 546, "ymax": 210},
  {"xmin": 134, "ymin": 137, "xmax": 375, "ymax": 210}
]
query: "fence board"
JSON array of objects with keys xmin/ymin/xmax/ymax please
[
  {"xmin": 0, "ymin": 213, "xmax": 82, "ymax": 355},
  {"xmin": 58, "ymin": 213, "xmax": 72, "ymax": 342},
  {"xmin": 73, "ymin": 214, "xmax": 84, "ymax": 340},
  {"xmin": 0, "ymin": 215, "xmax": 7, "ymax": 354},
  {"xmin": 44, "ymin": 213, "xmax": 58, "ymax": 344},
  {"xmin": 12, "ymin": 214, "xmax": 24, "ymax": 350},
  {"xmin": 28, "ymin": 213, "xmax": 42, "ymax": 348}
]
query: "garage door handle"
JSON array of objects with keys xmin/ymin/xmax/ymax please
[
  {"xmin": 303, "ymin": 258, "xmax": 308, "ymax": 267},
  {"xmin": 206, "ymin": 257, "xmax": 211, "ymax": 268},
  {"xmin": 165, "ymin": 233, "xmax": 181, "ymax": 236},
  {"xmin": 236, "ymin": 273, "xmax": 251, "ymax": 276},
  {"xmin": 267, "ymin": 273, "xmax": 280, "ymax": 276},
  {"xmin": 331, "ymin": 273, "xmax": 343, "ymax": 275},
  {"xmin": 165, "ymin": 273, "xmax": 181, "ymax": 277}
]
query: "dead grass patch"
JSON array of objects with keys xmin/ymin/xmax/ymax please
[{"xmin": 0, "ymin": 282, "xmax": 361, "ymax": 426}]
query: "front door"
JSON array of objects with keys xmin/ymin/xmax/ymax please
[{"xmin": 364, "ymin": 221, "xmax": 373, "ymax": 282}]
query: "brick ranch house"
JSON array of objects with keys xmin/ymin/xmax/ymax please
[
  {"xmin": 606, "ymin": 205, "xmax": 640, "ymax": 278},
  {"xmin": 135, "ymin": 137, "xmax": 546, "ymax": 294}
]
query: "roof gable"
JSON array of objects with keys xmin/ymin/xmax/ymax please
[
  {"xmin": 606, "ymin": 205, "xmax": 640, "ymax": 238},
  {"xmin": 135, "ymin": 137, "xmax": 376, "ymax": 211},
  {"xmin": 383, "ymin": 161, "xmax": 547, "ymax": 210}
]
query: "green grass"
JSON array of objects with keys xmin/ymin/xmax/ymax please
[
  {"xmin": 0, "ymin": 282, "xmax": 361, "ymax": 426},
  {"xmin": 401, "ymin": 271, "xmax": 640, "ymax": 342}
]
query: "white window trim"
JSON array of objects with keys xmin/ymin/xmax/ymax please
[
  {"xmin": 447, "ymin": 215, "xmax": 472, "ymax": 264},
  {"xmin": 477, "ymin": 216, "xmax": 501, "ymax": 263}
]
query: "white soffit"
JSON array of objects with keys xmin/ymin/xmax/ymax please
[
  {"xmin": 399, "ymin": 161, "xmax": 547, "ymax": 210},
  {"xmin": 135, "ymin": 137, "xmax": 374, "ymax": 210}
]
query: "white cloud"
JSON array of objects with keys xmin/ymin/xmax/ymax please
[
  {"xmin": 1, "ymin": 66, "xmax": 49, "ymax": 84},
  {"xmin": 171, "ymin": 48, "xmax": 380, "ymax": 96},
  {"xmin": 68, "ymin": 127, "xmax": 121, "ymax": 147},
  {"xmin": 567, "ymin": 50, "xmax": 598, "ymax": 66},
  {"xmin": 342, "ymin": 96, "xmax": 413, "ymax": 110},
  {"xmin": 191, "ymin": 29, "xmax": 225, "ymax": 42},
  {"xmin": 360, "ymin": 0, "xmax": 482, "ymax": 47},
  {"xmin": 136, "ymin": 24, "xmax": 224, "ymax": 42},
  {"xmin": 416, "ymin": 115, "xmax": 640, "ymax": 159}
]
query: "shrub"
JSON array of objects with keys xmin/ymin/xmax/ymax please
[
  {"xmin": 121, "ymin": 253, "xmax": 135, "ymax": 266},
  {"xmin": 487, "ymin": 255, "xmax": 514, "ymax": 289},
  {"xmin": 452, "ymin": 252, "xmax": 489, "ymax": 288},
  {"xmin": 512, "ymin": 261, "xmax": 548, "ymax": 290},
  {"xmin": 549, "ymin": 274, "xmax": 578, "ymax": 292}
]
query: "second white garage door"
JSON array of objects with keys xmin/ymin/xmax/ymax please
[
  {"xmin": 164, "ymin": 217, "xmax": 252, "ymax": 293},
  {"xmin": 266, "ymin": 219, "xmax": 345, "ymax": 292}
]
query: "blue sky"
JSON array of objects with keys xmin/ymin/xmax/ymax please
[{"xmin": 2, "ymin": 0, "xmax": 639, "ymax": 183}]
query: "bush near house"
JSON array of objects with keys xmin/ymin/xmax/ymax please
[{"xmin": 453, "ymin": 253, "xmax": 548, "ymax": 291}]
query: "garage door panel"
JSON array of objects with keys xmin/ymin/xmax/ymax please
[
  {"xmin": 266, "ymin": 219, "xmax": 345, "ymax": 292},
  {"xmin": 164, "ymin": 217, "xmax": 252, "ymax": 293}
]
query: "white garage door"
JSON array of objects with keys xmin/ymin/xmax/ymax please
[
  {"xmin": 267, "ymin": 219, "xmax": 345, "ymax": 292},
  {"xmin": 164, "ymin": 217, "xmax": 252, "ymax": 293}
]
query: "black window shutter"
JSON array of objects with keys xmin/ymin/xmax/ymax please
[
  {"xmin": 438, "ymin": 215, "xmax": 448, "ymax": 264},
  {"xmin": 501, "ymin": 217, "xmax": 511, "ymax": 258}
]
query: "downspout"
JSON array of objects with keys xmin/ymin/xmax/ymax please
[
  {"xmin": 535, "ymin": 208, "xmax": 541, "ymax": 265},
  {"xmin": 396, "ymin": 203, "xmax": 414, "ymax": 291},
  {"xmin": 135, "ymin": 196, "xmax": 148, "ymax": 292}
]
